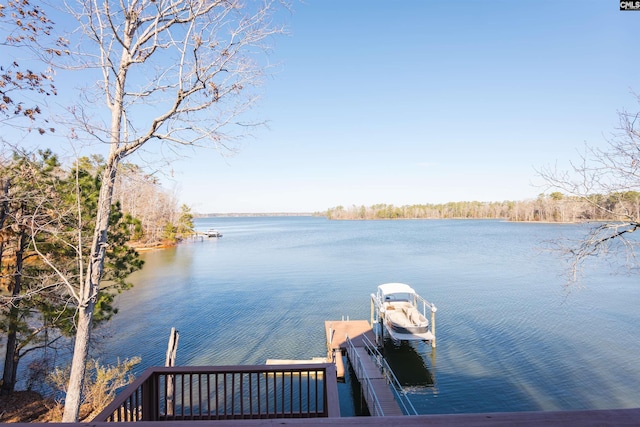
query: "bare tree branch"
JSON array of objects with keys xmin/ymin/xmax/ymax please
[{"xmin": 539, "ymin": 97, "xmax": 640, "ymax": 286}]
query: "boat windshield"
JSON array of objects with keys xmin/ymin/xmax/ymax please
[{"xmin": 383, "ymin": 292, "xmax": 413, "ymax": 303}]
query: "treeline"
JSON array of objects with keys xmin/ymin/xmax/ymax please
[
  {"xmin": 113, "ymin": 162, "xmax": 194, "ymax": 245},
  {"xmin": 325, "ymin": 191, "xmax": 640, "ymax": 222},
  {"xmin": 2, "ymin": 151, "xmax": 194, "ymax": 249}
]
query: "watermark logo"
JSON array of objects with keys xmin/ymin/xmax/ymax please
[{"xmin": 621, "ymin": 1, "xmax": 640, "ymax": 10}]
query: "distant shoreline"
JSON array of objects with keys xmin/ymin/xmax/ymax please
[
  {"xmin": 195, "ymin": 212, "xmax": 317, "ymax": 218},
  {"xmin": 193, "ymin": 213, "xmax": 597, "ymax": 224}
]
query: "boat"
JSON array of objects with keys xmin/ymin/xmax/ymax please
[
  {"xmin": 204, "ymin": 229, "xmax": 223, "ymax": 238},
  {"xmin": 371, "ymin": 282, "xmax": 437, "ymax": 345}
]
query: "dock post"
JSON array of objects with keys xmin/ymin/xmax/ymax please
[
  {"xmin": 165, "ymin": 327, "xmax": 179, "ymax": 416},
  {"xmin": 431, "ymin": 306, "xmax": 437, "ymax": 348},
  {"xmin": 371, "ymin": 295, "xmax": 384, "ymax": 346},
  {"xmin": 370, "ymin": 297, "xmax": 374, "ymax": 325}
]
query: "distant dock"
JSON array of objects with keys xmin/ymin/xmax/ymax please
[{"xmin": 201, "ymin": 229, "xmax": 222, "ymax": 238}]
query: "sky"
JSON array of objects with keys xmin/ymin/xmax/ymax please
[
  {"xmin": 166, "ymin": 1, "xmax": 640, "ymax": 214},
  {"xmin": 8, "ymin": 1, "xmax": 640, "ymax": 214}
]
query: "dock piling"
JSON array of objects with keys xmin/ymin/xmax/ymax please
[{"xmin": 431, "ymin": 306, "xmax": 437, "ymax": 348}]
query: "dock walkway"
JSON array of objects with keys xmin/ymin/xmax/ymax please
[{"xmin": 324, "ymin": 320, "xmax": 403, "ymax": 417}]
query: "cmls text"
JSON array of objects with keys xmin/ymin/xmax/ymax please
[{"xmin": 621, "ymin": 1, "xmax": 640, "ymax": 10}]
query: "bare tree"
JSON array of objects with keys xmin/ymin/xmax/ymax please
[
  {"xmin": 0, "ymin": 0, "xmax": 68, "ymax": 133},
  {"xmin": 539, "ymin": 102, "xmax": 640, "ymax": 284},
  {"xmin": 56, "ymin": 0, "xmax": 286, "ymax": 421},
  {"xmin": 112, "ymin": 164, "xmax": 182, "ymax": 245}
]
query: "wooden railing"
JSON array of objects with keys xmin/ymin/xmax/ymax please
[{"xmin": 93, "ymin": 364, "xmax": 340, "ymax": 422}]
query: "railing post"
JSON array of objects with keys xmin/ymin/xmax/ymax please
[
  {"xmin": 142, "ymin": 372, "xmax": 158, "ymax": 421},
  {"xmin": 324, "ymin": 364, "xmax": 340, "ymax": 417}
]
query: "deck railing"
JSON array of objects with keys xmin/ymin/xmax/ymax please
[{"xmin": 93, "ymin": 364, "xmax": 340, "ymax": 422}]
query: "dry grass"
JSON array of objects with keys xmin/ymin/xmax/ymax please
[{"xmin": 0, "ymin": 391, "xmax": 94, "ymax": 423}]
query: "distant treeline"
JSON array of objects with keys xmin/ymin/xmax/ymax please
[
  {"xmin": 196, "ymin": 212, "xmax": 313, "ymax": 217},
  {"xmin": 325, "ymin": 192, "xmax": 640, "ymax": 222}
]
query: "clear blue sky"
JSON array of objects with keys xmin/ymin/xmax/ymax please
[
  {"xmin": 18, "ymin": 1, "xmax": 640, "ymax": 214},
  {"xmin": 168, "ymin": 1, "xmax": 639, "ymax": 214}
]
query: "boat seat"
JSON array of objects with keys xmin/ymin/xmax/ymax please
[{"xmin": 408, "ymin": 307, "xmax": 427, "ymax": 326}]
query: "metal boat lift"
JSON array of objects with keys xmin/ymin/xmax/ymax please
[{"xmin": 370, "ymin": 283, "xmax": 437, "ymax": 348}]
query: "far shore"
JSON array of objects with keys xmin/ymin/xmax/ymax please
[
  {"xmin": 194, "ymin": 213, "xmax": 603, "ymax": 224},
  {"xmin": 195, "ymin": 212, "xmax": 317, "ymax": 217}
]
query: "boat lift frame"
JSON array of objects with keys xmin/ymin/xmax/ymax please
[{"xmin": 370, "ymin": 288, "xmax": 437, "ymax": 349}]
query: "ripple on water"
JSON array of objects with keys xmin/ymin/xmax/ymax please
[{"xmin": 103, "ymin": 218, "xmax": 640, "ymax": 415}]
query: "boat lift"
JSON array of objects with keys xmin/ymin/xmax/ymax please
[{"xmin": 370, "ymin": 284, "xmax": 437, "ymax": 349}]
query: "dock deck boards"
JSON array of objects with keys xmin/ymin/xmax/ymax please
[
  {"xmin": 325, "ymin": 320, "xmax": 403, "ymax": 417},
  {"xmin": 325, "ymin": 320, "xmax": 375, "ymax": 352},
  {"xmin": 353, "ymin": 347, "xmax": 383, "ymax": 379}
]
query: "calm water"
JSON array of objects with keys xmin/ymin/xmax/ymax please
[{"xmin": 98, "ymin": 217, "xmax": 640, "ymax": 415}]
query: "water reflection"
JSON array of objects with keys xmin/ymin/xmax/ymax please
[{"xmin": 381, "ymin": 339, "xmax": 436, "ymax": 389}]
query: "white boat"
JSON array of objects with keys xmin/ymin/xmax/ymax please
[
  {"xmin": 371, "ymin": 283, "xmax": 437, "ymax": 346},
  {"xmin": 204, "ymin": 229, "xmax": 223, "ymax": 238}
]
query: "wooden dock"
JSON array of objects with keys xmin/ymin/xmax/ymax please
[
  {"xmin": 325, "ymin": 320, "xmax": 375, "ymax": 349},
  {"xmin": 325, "ymin": 320, "xmax": 403, "ymax": 417}
]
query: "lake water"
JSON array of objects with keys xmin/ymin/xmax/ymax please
[{"xmin": 98, "ymin": 216, "xmax": 640, "ymax": 416}]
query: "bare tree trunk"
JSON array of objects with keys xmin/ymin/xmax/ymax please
[
  {"xmin": 62, "ymin": 304, "xmax": 91, "ymax": 419},
  {"xmin": 0, "ymin": 178, "xmax": 9, "ymax": 280},
  {"xmin": 62, "ymin": 160, "xmax": 119, "ymax": 422},
  {"xmin": 59, "ymin": 0, "xmax": 282, "ymax": 420},
  {"xmin": 1, "ymin": 205, "xmax": 27, "ymax": 395}
]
